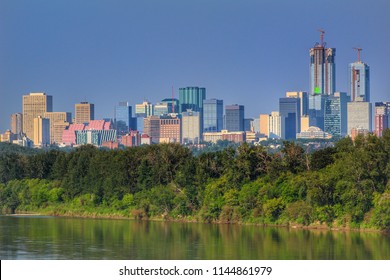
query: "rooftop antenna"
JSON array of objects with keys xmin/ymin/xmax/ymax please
[
  {"xmin": 317, "ymin": 28, "xmax": 325, "ymax": 47},
  {"xmin": 353, "ymin": 47, "xmax": 363, "ymax": 62},
  {"xmin": 171, "ymin": 86, "xmax": 175, "ymax": 113}
]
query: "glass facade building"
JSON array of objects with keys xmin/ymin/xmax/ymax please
[
  {"xmin": 279, "ymin": 98, "xmax": 301, "ymax": 139},
  {"xmin": 308, "ymin": 94, "xmax": 326, "ymax": 130},
  {"xmin": 324, "ymin": 92, "xmax": 349, "ymax": 137},
  {"xmin": 179, "ymin": 87, "xmax": 206, "ymax": 113},
  {"xmin": 225, "ymin": 104, "xmax": 244, "ymax": 132},
  {"xmin": 161, "ymin": 98, "xmax": 179, "ymax": 114},
  {"xmin": 203, "ymin": 99, "xmax": 223, "ymax": 133},
  {"xmin": 115, "ymin": 102, "xmax": 135, "ymax": 135}
]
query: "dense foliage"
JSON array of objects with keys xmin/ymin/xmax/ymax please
[{"xmin": 1, "ymin": 130, "xmax": 390, "ymax": 230}]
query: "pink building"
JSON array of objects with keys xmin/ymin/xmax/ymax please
[
  {"xmin": 62, "ymin": 120, "xmax": 113, "ymax": 146},
  {"xmin": 86, "ymin": 120, "xmax": 112, "ymax": 130},
  {"xmin": 62, "ymin": 124, "xmax": 85, "ymax": 145}
]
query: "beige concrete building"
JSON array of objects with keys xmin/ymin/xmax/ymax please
[
  {"xmin": 53, "ymin": 121, "xmax": 71, "ymax": 145},
  {"xmin": 22, "ymin": 92, "xmax": 53, "ymax": 140},
  {"xmin": 75, "ymin": 102, "xmax": 94, "ymax": 124},
  {"xmin": 269, "ymin": 111, "xmax": 284, "ymax": 139},
  {"xmin": 301, "ymin": 115, "xmax": 310, "ymax": 132},
  {"xmin": 259, "ymin": 114, "xmax": 270, "ymax": 137},
  {"xmin": 0, "ymin": 130, "xmax": 16, "ymax": 143},
  {"xmin": 347, "ymin": 102, "xmax": 372, "ymax": 136},
  {"xmin": 33, "ymin": 116, "xmax": 50, "ymax": 147},
  {"xmin": 182, "ymin": 110, "xmax": 200, "ymax": 144},
  {"xmin": 44, "ymin": 112, "xmax": 72, "ymax": 144}
]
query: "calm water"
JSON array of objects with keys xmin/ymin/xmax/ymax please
[{"xmin": 0, "ymin": 215, "xmax": 389, "ymax": 260}]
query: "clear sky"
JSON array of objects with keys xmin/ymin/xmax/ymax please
[{"xmin": 1, "ymin": 0, "xmax": 389, "ymax": 132}]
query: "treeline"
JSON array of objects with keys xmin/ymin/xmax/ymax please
[{"xmin": 1, "ymin": 130, "xmax": 389, "ymax": 230}]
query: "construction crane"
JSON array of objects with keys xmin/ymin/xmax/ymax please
[
  {"xmin": 318, "ymin": 29, "xmax": 325, "ymax": 46},
  {"xmin": 353, "ymin": 47, "xmax": 363, "ymax": 62}
]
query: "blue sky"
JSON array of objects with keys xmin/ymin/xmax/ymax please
[{"xmin": 1, "ymin": 0, "xmax": 389, "ymax": 132}]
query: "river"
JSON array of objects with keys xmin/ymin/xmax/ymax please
[{"xmin": 0, "ymin": 215, "xmax": 389, "ymax": 259}]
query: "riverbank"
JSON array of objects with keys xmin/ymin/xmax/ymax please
[{"xmin": 10, "ymin": 206, "xmax": 386, "ymax": 234}]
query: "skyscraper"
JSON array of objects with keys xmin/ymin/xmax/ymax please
[
  {"xmin": 159, "ymin": 114, "xmax": 181, "ymax": 143},
  {"xmin": 309, "ymin": 31, "xmax": 336, "ymax": 96},
  {"xmin": 135, "ymin": 101, "xmax": 154, "ymax": 117},
  {"xmin": 279, "ymin": 97, "xmax": 301, "ymax": 139},
  {"xmin": 179, "ymin": 87, "xmax": 206, "ymax": 113},
  {"xmin": 22, "ymin": 92, "xmax": 53, "ymax": 140},
  {"xmin": 308, "ymin": 94, "xmax": 326, "ymax": 130},
  {"xmin": 161, "ymin": 98, "xmax": 179, "ymax": 114},
  {"xmin": 349, "ymin": 48, "xmax": 370, "ymax": 102},
  {"xmin": 203, "ymin": 99, "xmax": 223, "ymax": 132},
  {"xmin": 75, "ymin": 102, "xmax": 94, "ymax": 124},
  {"xmin": 143, "ymin": 115, "xmax": 160, "ymax": 143},
  {"xmin": 33, "ymin": 116, "xmax": 50, "ymax": 147},
  {"xmin": 269, "ymin": 111, "xmax": 284, "ymax": 139},
  {"xmin": 225, "ymin": 104, "xmax": 244, "ymax": 132},
  {"xmin": 44, "ymin": 112, "xmax": 72, "ymax": 144},
  {"xmin": 259, "ymin": 114, "xmax": 270, "ymax": 137},
  {"xmin": 115, "ymin": 102, "xmax": 135, "ymax": 135},
  {"xmin": 324, "ymin": 92, "xmax": 349, "ymax": 137},
  {"xmin": 286, "ymin": 91, "xmax": 308, "ymax": 116},
  {"xmin": 182, "ymin": 110, "xmax": 201, "ymax": 144},
  {"xmin": 10, "ymin": 113, "xmax": 23, "ymax": 136}
]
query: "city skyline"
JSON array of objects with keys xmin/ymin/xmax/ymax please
[{"xmin": 1, "ymin": 0, "xmax": 389, "ymax": 132}]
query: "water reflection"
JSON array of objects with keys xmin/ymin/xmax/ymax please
[{"xmin": 0, "ymin": 216, "xmax": 389, "ymax": 260}]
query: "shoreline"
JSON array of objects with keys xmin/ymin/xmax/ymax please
[{"xmin": 8, "ymin": 209, "xmax": 386, "ymax": 234}]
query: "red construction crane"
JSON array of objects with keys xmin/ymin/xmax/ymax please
[{"xmin": 353, "ymin": 47, "xmax": 363, "ymax": 62}]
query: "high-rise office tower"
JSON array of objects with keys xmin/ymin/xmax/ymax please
[
  {"xmin": 286, "ymin": 91, "xmax": 308, "ymax": 116},
  {"xmin": 244, "ymin": 118, "xmax": 253, "ymax": 132},
  {"xmin": 279, "ymin": 97, "xmax": 301, "ymax": 139},
  {"xmin": 203, "ymin": 99, "xmax": 223, "ymax": 132},
  {"xmin": 159, "ymin": 114, "xmax": 181, "ymax": 143},
  {"xmin": 259, "ymin": 114, "xmax": 270, "ymax": 137},
  {"xmin": 225, "ymin": 104, "xmax": 244, "ymax": 132},
  {"xmin": 182, "ymin": 110, "xmax": 201, "ymax": 144},
  {"xmin": 143, "ymin": 115, "xmax": 160, "ymax": 143},
  {"xmin": 10, "ymin": 113, "xmax": 23, "ymax": 136},
  {"xmin": 153, "ymin": 102, "xmax": 169, "ymax": 116},
  {"xmin": 44, "ymin": 112, "xmax": 72, "ymax": 144},
  {"xmin": 309, "ymin": 31, "xmax": 335, "ymax": 130},
  {"xmin": 161, "ymin": 98, "xmax": 179, "ymax": 114},
  {"xmin": 347, "ymin": 102, "xmax": 372, "ymax": 135},
  {"xmin": 115, "ymin": 102, "xmax": 135, "ymax": 135},
  {"xmin": 179, "ymin": 87, "xmax": 206, "ymax": 113},
  {"xmin": 375, "ymin": 102, "xmax": 390, "ymax": 137},
  {"xmin": 75, "ymin": 102, "xmax": 94, "ymax": 124},
  {"xmin": 349, "ymin": 48, "xmax": 370, "ymax": 102},
  {"xmin": 269, "ymin": 111, "xmax": 284, "ymax": 139},
  {"xmin": 324, "ymin": 92, "xmax": 349, "ymax": 137},
  {"xmin": 308, "ymin": 94, "xmax": 326, "ymax": 130},
  {"xmin": 309, "ymin": 30, "xmax": 336, "ymax": 96},
  {"xmin": 22, "ymin": 92, "xmax": 53, "ymax": 140},
  {"xmin": 33, "ymin": 116, "xmax": 50, "ymax": 146},
  {"xmin": 135, "ymin": 101, "xmax": 154, "ymax": 117}
]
